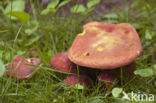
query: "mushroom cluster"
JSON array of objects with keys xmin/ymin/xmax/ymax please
[
  {"xmin": 6, "ymin": 21, "xmax": 142, "ymax": 88},
  {"xmin": 50, "ymin": 21, "xmax": 142, "ymax": 88}
]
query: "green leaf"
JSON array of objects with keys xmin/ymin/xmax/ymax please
[
  {"xmin": 5, "ymin": 51, "xmax": 11, "ymax": 61},
  {"xmin": 41, "ymin": 9, "xmax": 50, "ymax": 15},
  {"xmin": 0, "ymin": 30, "xmax": 8, "ymax": 33},
  {"xmin": 102, "ymin": 19, "xmax": 118, "ymax": 24},
  {"xmin": 5, "ymin": 0, "xmax": 25, "ymax": 13},
  {"xmin": 145, "ymin": 29, "xmax": 154, "ymax": 40},
  {"xmin": 0, "ymin": 59, "xmax": 5, "ymax": 77},
  {"xmin": 7, "ymin": 11, "xmax": 30, "ymax": 23},
  {"xmin": 87, "ymin": 0, "xmax": 100, "ymax": 8},
  {"xmin": 131, "ymin": 23, "xmax": 141, "ymax": 29},
  {"xmin": 103, "ymin": 13, "xmax": 118, "ymax": 19},
  {"xmin": 47, "ymin": 0, "xmax": 59, "ymax": 9},
  {"xmin": 75, "ymin": 84, "xmax": 84, "ymax": 89},
  {"xmin": 25, "ymin": 29, "xmax": 34, "ymax": 35},
  {"xmin": 40, "ymin": 0, "xmax": 58, "ymax": 15},
  {"xmin": 48, "ymin": 8, "xmax": 57, "ymax": 13},
  {"xmin": 90, "ymin": 99, "xmax": 103, "ymax": 103},
  {"xmin": 153, "ymin": 64, "xmax": 156, "ymax": 70},
  {"xmin": 41, "ymin": 0, "xmax": 70, "ymax": 15},
  {"xmin": 0, "ymin": 51, "xmax": 3, "ymax": 57},
  {"xmin": 25, "ymin": 36, "xmax": 41, "ymax": 46},
  {"xmin": 58, "ymin": 0, "xmax": 71, "ymax": 8},
  {"xmin": 70, "ymin": 4, "xmax": 86, "ymax": 13},
  {"xmin": 134, "ymin": 68, "xmax": 154, "ymax": 77},
  {"xmin": 112, "ymin": 88, "xmax": 123, "ymax": 98},
  {"xmin": 47, "ymin": 50, "xmax": 55, "ymax": 57},
  {"xmin": 153, "ymin": 64, "xmax": 156, "ymax": 76},
  {"xmin": 16, "ymin": 50, "xmax": 25, "ymax": 56},
  {"xmin": 40, "ymin": 8, "xmax": 56, "ymax": 15},
  {"xmin": 25, "ymin": 21, "xmax": 39, "ymax": 35}
]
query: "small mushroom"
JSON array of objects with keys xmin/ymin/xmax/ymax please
[
  {"xmin": 64, "ymin": 74, "xmax": 91, "ymax": 88},
  {"xmin": 98, "ymin": 72, "xmax": 116, "ymax": 88},
  {"xmin": 7, "ymin": 56, "xmax": 41, "ymax": 79},
  {"xmin": 98, "ymin": 72, "xmax": 116, "ymax": 83},
  {"xmin": 68, "ymin": 21, "xmax": 142, "ymax": 69},
  {"xmin": 50, "ymin": 52, "xmax": 77, "ymax": 73}
]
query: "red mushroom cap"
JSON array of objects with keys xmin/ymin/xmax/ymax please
[
  {"xmin": 6, "ymin": 56, "xmax": 41, "ymax": 79},
  {"xmin": 64, "ymin": 74, "xmax": 91, "ymax": 88},
  {"xmin": 68, "ymin": 21, "xmax": 142, "ymax": 69},
  {"xmin": 50, "ymin": 52, "xmax": 77, "ymax": 73},
  {"xmin": 98, "ymin": 72, "xmax": 116, "ymax": 83}
]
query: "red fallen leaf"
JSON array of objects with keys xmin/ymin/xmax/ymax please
[
  {"xmin": 64, "ymin": 74, "xmax": 91, "ymax": 88},
  {"xmin": 6, "ymin": 56, "xmax": 41, "ymax": 79}
]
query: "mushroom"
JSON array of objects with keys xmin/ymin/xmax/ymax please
[
  {"xmin": 98, "ymin": 72, "xmax": 116, "ymax": 83},
  {"xmin": 50, "ymin": 52, "xmax": 77, "ymax": 73},
  {"xmin": 50, "ymin": 21, "xmax": 142, "ymax": 88},
  {"xmin": 98, "ymin": 72, "xmax": 116, "ymax": 88},
  {"xmin": 97, "ymin": 62, "xmax": 135, "ymax": 88},
  {"xmin": 7, "ymin": 56, "xmax": 41, "ymax": 79},
  {"xmin": 64, "ymin": 74, "xmax": 91, "ymax": 89},
  {"xmin": 68, "ymin": 21, "xmax": 142, "ymax": 69}
]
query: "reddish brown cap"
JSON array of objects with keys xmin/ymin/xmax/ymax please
[
  {"xmin": 50, "ymin": 52, "xmax": 77, "ymax": 73},
  {"xmin": 7, "ymin": 56, "xmax": 41, "ymax": 79},
  {"xmin": 98, "ymin": 72, "xmax": 116, "ymax": 83},
  {"xmin": 64, "ymin": 74, "xmax": 91, "ymax": 88},
  {"xmin": 68, "ymin": 21, "xmax": 142, "ymax": 69}
]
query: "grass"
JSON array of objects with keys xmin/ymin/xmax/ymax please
[{"xmin": 0, "ymin": 0, "xmax": 156, "ymax": 102}]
